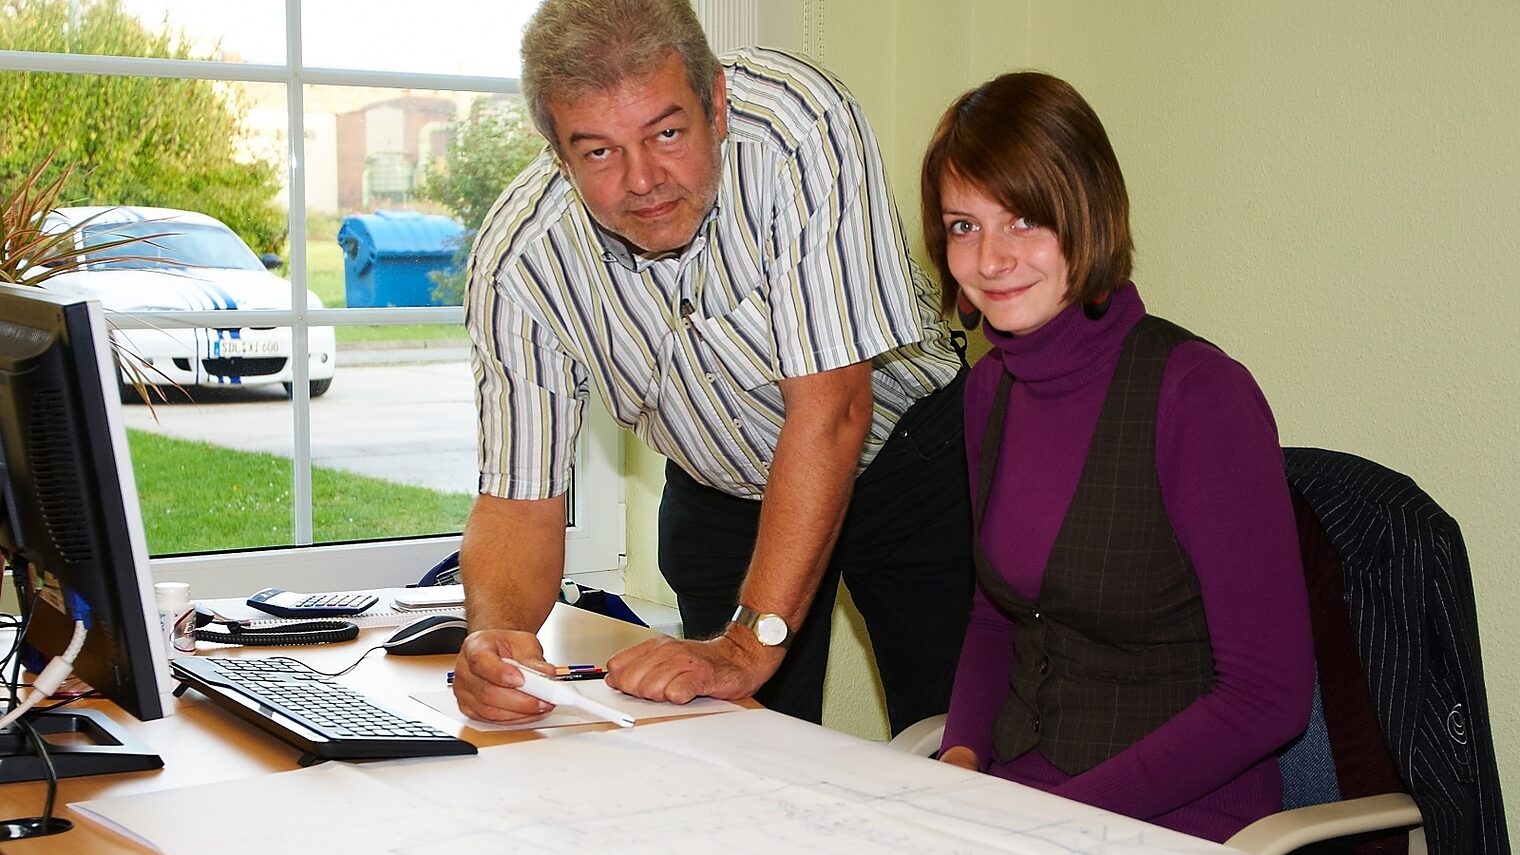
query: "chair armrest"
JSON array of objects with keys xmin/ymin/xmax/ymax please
[
  {"xmin": 886, "ymin": 713, "xmax": 947, "ymax": 757},
  {"xmin": 1225, "ymin": 792, "xmax": 1422, "ymax": 855}
]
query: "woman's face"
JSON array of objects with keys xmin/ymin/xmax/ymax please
[{"xmin": 940, "ymin": 177, "xmax": 1072, "ymax": 337}]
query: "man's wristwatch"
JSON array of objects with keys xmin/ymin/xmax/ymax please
[{"xmin": 730, "ymin": 605, "xmax": 791, "ymax": 649}]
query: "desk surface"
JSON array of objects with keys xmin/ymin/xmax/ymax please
[
  {"xmin": 1, "ymin": 604, "xmax": 1233, "ymax": 855},
  {"xmin": 0, "ymin": 602, "xmax": 660, "ymax": 854}
]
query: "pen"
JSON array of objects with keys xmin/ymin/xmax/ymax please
[
  {"xmin": 446, "ymin": 668, "xmax": 606, "ymax": 684},
  {"xmin": 503, "ymin": 658, "xmax": 635, "ymax": 727}
]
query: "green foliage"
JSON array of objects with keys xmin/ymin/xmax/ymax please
[
  {"xmin": 415, "ymin": 98, "xmax": 544, "ymax": 304},
  {"xmin": 0, "ymin": 0, "xmax": 285, "ymax": 254},
  {"xmin": 425, "ymin": 242, "xmax": 472, "ymax": 306},
  {"xmin": 415, "ymin": 98, "xmax": 544, "ymax": 233}
]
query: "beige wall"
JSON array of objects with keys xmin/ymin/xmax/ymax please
[{"xmin": 627, "ymin": 1, "xmax": 1520, "ymax": 814}]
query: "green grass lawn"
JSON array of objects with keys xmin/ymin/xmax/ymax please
[
  {"xmin": 129, "ymin": 429, "xmax": 472, "ymax": 555},
  {"xmin": 305, "ymin": 239, "xmax": 346, "ymax": 307},
  {"xmin": 299, "ymin": 239, "xmax": 469, "ymax": 345}
]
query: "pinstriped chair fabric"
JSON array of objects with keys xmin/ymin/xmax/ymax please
[{"xmin": 1283, "ymin": 448, "xmax": 1509, "ymax": 855}]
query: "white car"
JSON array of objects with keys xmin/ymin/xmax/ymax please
[{"xmin": 41, "ymin": 206, "xmax": 337, "ymax": 398}]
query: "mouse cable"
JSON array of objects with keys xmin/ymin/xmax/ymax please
[
  {"xmin": 267, "ymin": 629, "xmax": 459, "ymax": 679},
  {"xmin": 259, "ymin": 645, "xmax": 389, "ymax": 680}
]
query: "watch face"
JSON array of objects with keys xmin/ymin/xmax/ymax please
[{"xmin": 755, "ymin": 613, "xmax": 788, "ymax": 647}]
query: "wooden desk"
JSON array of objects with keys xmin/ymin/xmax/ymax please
[{"xmin": 0, "ymin": 603, "xmax": 660, "ymax": 854}]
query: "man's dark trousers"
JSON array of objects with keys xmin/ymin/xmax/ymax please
[{"xmin": 658, "ymin": 371, "xmax": 973, "ymax": 735}]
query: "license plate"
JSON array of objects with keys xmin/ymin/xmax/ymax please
[{"xmin": 210, "ymin": 337, "xmax": 282, "ymax": 358}]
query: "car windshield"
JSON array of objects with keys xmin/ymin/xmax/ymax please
[{"xmin": 78, "ymin": 221, "xmax": 265, "ymax": 272}]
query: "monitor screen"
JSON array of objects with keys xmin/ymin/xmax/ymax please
[{"xmin": 0, "ymin": 283, "xmax": 169, "ymax": 725}]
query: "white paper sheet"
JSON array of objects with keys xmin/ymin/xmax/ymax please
[
  {"xmin": 74, "ymin": 710, "xmax": 1238, "ymax": 855},
  {"xmin": 411, "ymin": 680, "xmax": 741, "ymax": 730},
  {"xmin": 74, "ymin": 762, "xmax": 467, "ymax": 855}
]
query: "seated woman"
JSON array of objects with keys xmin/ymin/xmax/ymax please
[{"xmin": 920, "ymin": 71, "xmax": 1314, "ymax": 842}]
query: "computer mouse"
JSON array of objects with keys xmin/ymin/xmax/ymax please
[{"xmin": 383, "ymin": 615, "xmax": 470, "ymax": 656}]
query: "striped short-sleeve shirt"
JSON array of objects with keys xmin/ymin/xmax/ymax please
[{"xmin": 468, "ymin": 47, "xmax": 961, "ymax": 500}]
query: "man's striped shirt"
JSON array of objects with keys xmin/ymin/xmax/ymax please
[{"xmin": 467, "ymin": 47, "xmax": 960, "ymax": 500}]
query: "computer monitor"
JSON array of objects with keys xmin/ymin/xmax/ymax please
[{"xmin": 0, "ymin": 283, "xmax": 168, "ymax": 790}]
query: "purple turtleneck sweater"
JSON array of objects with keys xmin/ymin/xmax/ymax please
[{"xmin": 942, "ymin": 284, "xmax": 1313, "ymax": 843}]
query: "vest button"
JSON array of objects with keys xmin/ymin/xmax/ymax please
[
  {"xmin": 1032, "ymin": 714, "xmax": 1041, "ymax": 731},
  {"xmin": 1031, "ymin": 611, "xmax": 1042, "ymax": 621},
  {"xmin": 1036, "ymin": 658, "xmax": 1050, "ymax": 675}
]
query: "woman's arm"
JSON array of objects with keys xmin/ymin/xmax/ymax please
[
  {"xmin": 940, "ymin": 590, "xmax": 1016, "ymax": 764},
  {"xmin": 940, "ymin": 358, "xmax": 1018, "ymax": 764}
]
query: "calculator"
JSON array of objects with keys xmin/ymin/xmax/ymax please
[{"xmin": 246, "ymin": 588, "xmax": 380, "ymax": 619}]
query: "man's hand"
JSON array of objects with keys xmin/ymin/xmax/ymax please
[
  {"xmin": 605, "ymin": 630, "xmax": 784, "ymax": 704},
  {"xmin": 939, "ymin": 744, "xmax": 980, "ymax": 771},
  {"xmin": 451, "ymin": 628, "xmax": 559, "ymax": 723}
]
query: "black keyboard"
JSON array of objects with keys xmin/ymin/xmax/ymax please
[{"xmin": 170, "ymin": 656, "xmax": 476, "ymax": 765}]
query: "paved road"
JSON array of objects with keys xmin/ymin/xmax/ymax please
[{"xmin": 119, "ymin": 346, "xmax": 479, "ymax": 495}]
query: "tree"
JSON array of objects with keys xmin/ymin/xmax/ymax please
[
  {"xmin": 0, "ymin": 0, "xmax": 284, "ymax": 254},
  {"xmin": 414, "ymin": 97, "xmax": 544, "ymax": 304}
]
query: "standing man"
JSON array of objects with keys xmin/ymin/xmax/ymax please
[{"xmin": 452, "ymin": 0, "xmax": 970, "ymax": 734}]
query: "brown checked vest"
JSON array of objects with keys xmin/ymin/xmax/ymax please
[{"xmin": 976, "ymin": 315, "xmax": 1215, "ymax": 774}]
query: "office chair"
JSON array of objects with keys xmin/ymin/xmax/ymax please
[
  {"xmin": 1224, "ymin": 485, "xmax": 1424, "ymax": 854},
  {"xmin": 887, "ymin": 713, "xmax": 947, "ymax": 759},
  {"xmin": 1274, "ymin": 448, "xmax": 1508, "ymax": 855},
  {"xmin": 889, "ymin": 449, "xmax": 1508, "ymax": 855}
]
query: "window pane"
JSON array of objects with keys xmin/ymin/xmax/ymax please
[
  {"xmin": 121, "ymin": 359, "xmax": 297, "ymax": 556},
  {"xmin": 296, "ymin": 84, "xmax": 541, "ymax": 227},
  {"xmin": 0, "ymin": 0, "xmax": 288, "ymax": 65},
  {"xmin": 0, "ymin": 70, "xmax": 288, "ymax": 282},
  {"xmin": 4, "ymin": 2, "xmax": 618, "ymax": 579},
  {"xmin": 301, "ymin": 0, "xmax": 540, "ymax": 77},
  {"xmin": 119, "ymin": 322, "xmax": 478, "ymax": 553},
  {"xmin": 308, "ymin": 323, "xmax": 475, "ymax": 545}
]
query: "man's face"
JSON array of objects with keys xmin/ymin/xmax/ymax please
[{"xmin": 549, "ymin": 52, "xmax": 727, "ymax": 255}]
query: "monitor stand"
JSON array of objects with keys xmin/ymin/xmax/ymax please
[
  {"xmin": 0, "ymin": 708, "xmax": 163, "ymax": 839},
  {"xmin": 0, "ymin": 707, "xmax": 162, "ymax": 784}
]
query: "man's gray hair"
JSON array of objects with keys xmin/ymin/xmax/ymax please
[{"xmin": 521, "ymin": 0, "xmax": 721, "ymax": 151}]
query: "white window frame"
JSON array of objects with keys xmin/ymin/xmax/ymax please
[{"xmin": 0, "ymin": 0, "xmax": 624, "ymax": 597}]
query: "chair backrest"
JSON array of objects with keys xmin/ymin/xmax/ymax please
[
  {"xmin": 1278, "ymin": 493, "xmax": 1409, "ymax": 825},
  {"xmin": 1283, "ymin": 447, "xmax": 1510, "ymax": 855}
]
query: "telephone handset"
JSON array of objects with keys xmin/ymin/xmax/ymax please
[{"xmin": 192, "ymin": 607, "xmax": 359, "ymax": 646}]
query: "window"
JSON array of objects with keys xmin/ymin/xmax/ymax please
[{"xmin": 1, "ymin": 0, "xmax": 623, "ymax": 596}]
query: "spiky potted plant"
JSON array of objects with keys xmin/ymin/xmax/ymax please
[{"xmin": 1, "ymin": 154, "xmax": 173, "ymax": 407}]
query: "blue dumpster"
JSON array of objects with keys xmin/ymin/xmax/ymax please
[{"xmin": 337, "ymin": 209, "xmax": 464, "ymax": 308}]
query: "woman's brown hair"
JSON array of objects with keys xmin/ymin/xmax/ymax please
[{"xmin": 921, "ymin": 72, "xmax": 1133, "ymax": 317}]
